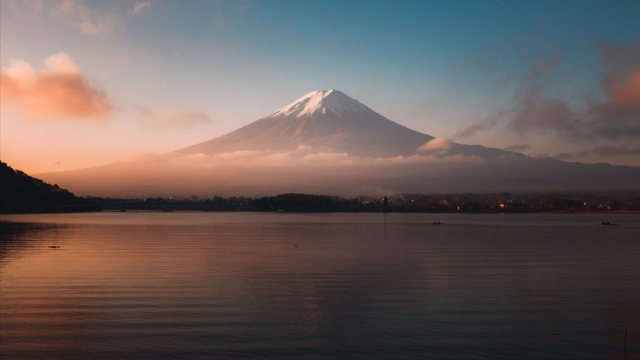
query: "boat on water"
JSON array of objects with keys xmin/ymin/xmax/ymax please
[{"xmin": 602, "ymin": 221, "xmax": 617, "ymax": 226}]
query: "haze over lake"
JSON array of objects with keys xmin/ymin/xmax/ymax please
[{"xmin": 2, "ymin": 212, "xmax": 638, "ymax": 359}]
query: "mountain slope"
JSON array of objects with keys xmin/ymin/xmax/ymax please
[
  {"xmin": 34, "ymin": 89, "xmax": 638, "ymax": 197},
  {"xmin": 178, "ymin": 89, "xmax": 499, "ymax": 158},
  {"xmin": 1, "ymin": 162, "xmax": 99, "ymax": 213}
]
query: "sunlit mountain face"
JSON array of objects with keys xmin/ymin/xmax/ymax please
[
  {"xmin": 177, "ymin": 89, "xmax": 513, "ymax": 159},
  {"xmin": 37, "ymin": 90, "xmax": 640, "ymax": 198}
]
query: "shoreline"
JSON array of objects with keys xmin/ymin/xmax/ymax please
[
  {"xmin": 3, "ymin": 210, "xmax": 639, "ymax": 215},
  {"xmin": 541, "ymin": 210, "xmax": 640, "ymax": 215}
]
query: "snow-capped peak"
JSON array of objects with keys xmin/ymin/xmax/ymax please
[{"xmin": 273, "ymin": 89, "xmax": 378, "ymax": 118}]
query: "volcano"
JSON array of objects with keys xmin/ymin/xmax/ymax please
[
  {"xmin": 36, "ymin": 90, "xmax": 640, "ymax": 197},
  {"xmin": 177, "ymin": 89, "xmax": 512, "ymax": 159}
]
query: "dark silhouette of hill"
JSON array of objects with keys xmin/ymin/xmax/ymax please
[{"xmin": 1, "ymin": 162, "xmax": 100, "ymax": 214}]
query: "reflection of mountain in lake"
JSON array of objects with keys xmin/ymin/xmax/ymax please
[{"xmin": 37, "ymin": 90, "xmax": 640, "ymax": 197}]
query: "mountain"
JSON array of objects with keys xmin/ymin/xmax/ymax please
[
  {"xmin": 35, "ymin": 90, "xmax": 640, "ymax": 197},
  {"xmin": 176, "ymin": 89, "xmax": 513, "ymax": 159},
  {"xmin": 0, "ymin": 162, "xmax": 99, "ymax": 214}
]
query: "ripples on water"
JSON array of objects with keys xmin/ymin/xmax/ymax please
[{"xmin": 1, "ymin": 212, "xmax": 639, "ymax": 359}]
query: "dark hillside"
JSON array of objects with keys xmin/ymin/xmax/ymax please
[{"xmin": 1, "ymin": 162, "xmax": 100, "ymax": 214}]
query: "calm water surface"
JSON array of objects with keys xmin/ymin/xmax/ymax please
[{"xmin": 1, "ymin": 212, "xmax": 639, "ymax": 359}]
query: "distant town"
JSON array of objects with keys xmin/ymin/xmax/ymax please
[
  {"xmin": 89, "ymin": 192, "xmax": 640, "ymax": 213},
  {"xmin": 4, "ymin": 161, "xmax": 638, "ymax": 214}
]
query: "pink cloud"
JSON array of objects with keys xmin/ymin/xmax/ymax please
[
  {"xmin": 506, "ymin": 41, "xmax": 640, "ymax": 138},
  {"xmin": 602, "ymin": 64, "xmax": 640, "ymax": 109},
  {"xmin": 418, "ymin": 136, "xmax": 454, "ymax": 152},
  {"xmin": 133, "ymin": 2, "xmax": 152, "ymax": 14},
  {"xmin": 139, "ymin": 106, "xmax": 211, "ymax": 128},
  {"xmin": 0, "ymin": 53, "xmax": 111, "ymax": 121}
]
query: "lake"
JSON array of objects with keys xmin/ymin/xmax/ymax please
[{"xmin": 1, "ymin": 212, "xmax": 638, "ymax": 359}]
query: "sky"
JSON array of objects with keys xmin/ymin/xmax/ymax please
[{"xmin": 1, "ymin": 0, "xmax": 640, "ymax": 175}]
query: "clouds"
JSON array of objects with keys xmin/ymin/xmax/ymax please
[
  {"xmin": 0, "ymin": 53, "xmax": 111, "ymax": 121},
  {"xmin": 418, "ymin": 137, "xmax": 453, "ymax": 153},
  {"xmin": 15, "ymin": 0, "xmax": 152, "ymax": 37},
  {"xmin": 552, "ymin": 153, "xmax": 573, "ymax": 160},
  {"xmin": 42, "ymin": 143, "xmax": 640, "ymax": 198},
  {"xmin": 519, "ymin": 51, "xmax": 563, "ymax": 84},
  {"xmin": 504, "ymin": 144, "xmax": 530, "ymax": 152},
  {"xmin": 508, "ymin": 85, "xmax": 578, "ymax": 135},
  {"xmin": 450, "ymin": 41, "xmax": 640, "ymax": 165},
  {"xmin": 139, "ymin": 106, "xmax": 211, "ymax": 128},
  {"xmin": 455, "ymin": 120, "xmax": 496, "ymax": 138},
  {"xmin": 505, "ymin": 41, "xmax": 640, "ymax": 139},
  {"xmin": 550, "ymin": 145, "xmax": 640, "ymax": 160},
  {"xmin": 604, "ymin": 64, "xmax": 640, "ymax": 107},
  {"xmin": 589, "ymin": 41, "xmax": 640, "ymax": 138},
  {"xmin": 133, "ymin": 2, "xmax": 152, "ymax": 14},
  {"xmin": 590, "ymin": 145, "xmax": 640, "ymax": 157},
  {"xmin": 600, "ymin": 42, "xmax": 640, "ymax": 108},
  {"xmin": 159, "ymin": 147, "xmax": 483, "ymax": 172},
  {"xmin": 58, "ymin": 0, "xmax": 122, "ymax": 37},
  {"xmin": 108, "ymin": 146, "xmax": 487, "ymax": 188}
]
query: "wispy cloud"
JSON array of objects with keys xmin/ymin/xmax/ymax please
[
  {"xmin": 364, "ymin": 68, "xmax": 382, "ymax": 85},
  {"xmin": 506, "ymin": 41, "xmax": 640, "ymax": 139},
  {"xmin": 0, "ymin": 52, "xmax": 111, "ymax": 120},
  {"xmin": 507, "ymin": 84, "xmax": 578, "ymax": 135},
  {"xmin": 519, "ymin": 51, "xmax": 563, "ymax": 84},
  {"xmin": 139, "ymin": 106, "xmax": 211, "ymax": 128},
  {"xmin": 589, "ymin": 145, "xmax": 640, "ymax": 157},
  {"xmin": 234, "ymin": 1, "xmax": 252, "ymax": 14},
  {"xmin": 455, "ymin": 120, "xmax": 496, "ymax": 138},
  {"xmin": 589, "ymin": 41, "xmax": 640, "ymax": 138},
  {"xmin": 552, "ymin": 145, "xmax": 640, "ymax": 160},
  {"xmin": 133, "ymin": 2, "xmax": 152, "ymax": 14},
  {"xmin": 552, "ymin": 152, "xmax": 573, "ymax": 160},
  {"xmin": 58, "ymin": 0, "xmax": 123, "ymax": 36},
  {"xmin": 504, "ymin": 144, "xmax": 531, "ymax": 152}
]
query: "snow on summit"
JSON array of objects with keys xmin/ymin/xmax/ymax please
[{"xmin": 273, "ymin": 89, "xmax": 378, "ymax": 118}]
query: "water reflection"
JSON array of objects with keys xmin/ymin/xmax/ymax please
[
  {"xmin": 0, "ymin": 222, "xmax": 69, "ymax": 265},
  {"xmin": 1, "ymin": 213, "xmax": 638, "ymax": 359}
]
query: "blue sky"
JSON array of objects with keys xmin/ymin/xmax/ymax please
[{"xmin": 1, "ymin": 0, "xmax": 639, "ymax": 173}]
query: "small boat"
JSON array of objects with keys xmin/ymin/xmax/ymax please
[
  {"xmin": 433, "ymin": 221, "xmax": 443, "ymax": 225},
  {"xmin": 120, "ymin": 208, "xmax": 127, "ymax": 212},
  {"xmin": 602, "ymin": 221, "xmax": 617, "ymax": 226},
  {"xmin": 48, "ymin": 246, "xmax": 59, "ymax": 249}
]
